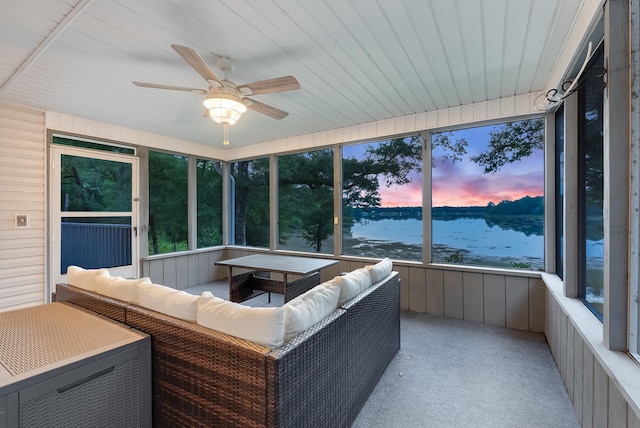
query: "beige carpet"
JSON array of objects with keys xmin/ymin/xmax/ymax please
[
  {"xmin": 185, "ymin": 282, "xmax": 580, "ymax": 427},
  {"xmin": 353, "ymin": 312, "xmax": 580, "ymax": 428}
]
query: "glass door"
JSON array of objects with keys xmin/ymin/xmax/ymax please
[{"xmin": 51, "ymin": 146, "xmax": 139, "ymax": 289}]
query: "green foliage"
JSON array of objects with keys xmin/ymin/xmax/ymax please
[
  {"xmin": 445, "ymin": 252, "xmax": 465, "ymax": 263},
  {"xmin": 278, "ymin": 150, "xmax": 334, "ymax": 251},
  {"xmin": 231, "ymin": 158, "xmax": 269, "ymax": 246},
  {"xmin": 342, "ymin": 156, "xmax": 381, "ymax": 209},
  {"xmin": 431, "ymin": 132, "xmax": 468, "ymax": 164},
  {"xmin": 60, "ymin": 155, "xmax": 132, "ymax": 213},
  {"xmin": 471, "ymin": 119, "xmax": 544, "ymax": 174},
  {"xmin": 511, "ymin": 261, "xmax": 532, "ymax": 269},
  {"xmin": 431, "ymin": 118, "xmax": 544, "ymax": 175},
  {"xmin": 485, "ymin": 196, "xmax": 544, "ymax": 216},
  {"xmin": 196, "ymin": 159, "xmax": 223, "ymax": 248},
  {"xmin": 364, "ymin": 136, "xmax": 422, "ymax": 186},
  {"xmin": 148, "ymin": 151, "xmax": 189, "ymax": 254},
  {"xmin": 54, "ymin": 136, "xmax": 135, "ymax": 155}
]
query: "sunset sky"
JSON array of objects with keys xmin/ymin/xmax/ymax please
[
  {"xmin": 431, "ymin": 124, "xmax": 544, "ymax": 207},
  {"xmin": 346, "ymin": 124, "xmax": 544, "ymax": 208}
]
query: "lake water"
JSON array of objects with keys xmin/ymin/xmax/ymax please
[
  {"xmin": 349, "ymin": 217, "xmax": 604, "ymax": 270},
  {"xmin": 349, "ymin": 217, "xmax": 545, "ymax": 268}
]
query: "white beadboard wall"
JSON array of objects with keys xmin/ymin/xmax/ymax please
[
  {"xmin": 45, "ymin": 111, "xmax": 227, "ymax": 161},
  {"xmin": 544, "ymin": 274, "xmax": 640, "ymax": 427},
  {"xmin": 0, "ymin": 101, "xmax": 46, "ymax": 312}
]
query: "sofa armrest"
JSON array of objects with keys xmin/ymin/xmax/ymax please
[
  {"xmin": 341, "ymin": 271, "xmax": 401, "ymax": 425},
  {"xmin": 125, "ymin": 304, "xmax": 271, "ymax": 428},
  {"xmin": 266, "ymin": 308, "xmax": 349, "ymax": 428},
  {"xmin": 54, "ymin": 283, "xmax": 129, "ymax": 323}
]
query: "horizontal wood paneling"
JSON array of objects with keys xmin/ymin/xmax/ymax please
[
  {"xmin": 143, "ymin": 248, "xmax": 229, "ymax": 287},
  {"xmin": 0, "ymin": 102, "xmax": 45, "ymax": 313}
]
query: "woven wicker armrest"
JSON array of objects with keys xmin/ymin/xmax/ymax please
[
  {"xmin": 54, "ymin": 283, "xmax": 129, "ymax": 323},
  {"xmin": 341, "ymin": 271, "xmax": 401, "ymax": 425},
  {"xmin": 125, "ymin": 304, "xmax": 271, "ymax": 428},
  {"xmin": 266, "ymin": 308, "xmax": 349, "ymax": 428}
]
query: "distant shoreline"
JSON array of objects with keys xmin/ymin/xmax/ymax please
[{"xmin": 281, "ymin": 232, "xmax": 545, "ymax": 270}]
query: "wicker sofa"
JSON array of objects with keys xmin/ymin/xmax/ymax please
[{"xmin": 54, "ymin": 267, "xmax": 400, "ymax": 428}]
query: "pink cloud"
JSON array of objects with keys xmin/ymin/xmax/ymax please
[
  {"xmin": 379, "ymin": 174, "xmax": 422, "ymax": 207},
  {"xmin": 432, "ymin": 170, "xmax": 543, "ymax": 207}
]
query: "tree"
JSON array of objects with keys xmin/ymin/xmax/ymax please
[
  {"xmin": 431, "ymin": 118, "xmax": 544, "ymax": 174},
  {"xmin": 232, "ymin": 158, "xmax": 270, "ymax": 246},
  {"xmin": 148, "ymin": 152, "xmax": 188, "ymax": 254},
  {"xmin": 278, "ymin": 150, "xmax": 334, "ymax": 251},
  {"xmin": 196, "ymin": 159, "xmax": 223, "ymax": 248},
  {"xmin": 60, "ymin": 156, "xmax": 132, "ymax": 212},
  {"xmin": 470, "ymin": 119, "xmax": 544, "ymax": 174}
]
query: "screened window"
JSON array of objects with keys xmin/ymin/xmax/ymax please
[
  {"xmin": 231, "ymin": 158, "xmax": 270, "ymax": 247},
  {"xmin": 578, "ymin": 44, "xmax": 605, "ymax": 318},
  {"xmin": 342, "ymin": 137, "xmax": 422, "ymax": 261},
  {"xmin": 196, "ymin": 159, "xmax": 223, "ymax": 248},
  {"xmin": 431, "ymin": 119, "xmax": 545, "ymax": 269},
  {"xmin": 278, "ymin": 149, "xmax": 334, "ymax": 253},
  {"xmin": 148, "ymin": 151, "xmax": 188, "ymax": 254},
  {"xmin": 555, "ymin": 104, "xmax": 565, "ymax": 278}
]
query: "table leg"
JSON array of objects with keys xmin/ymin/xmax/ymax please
[{"xmin": 283, "ymin": 273, "xmax": 288, "ymax": 303}]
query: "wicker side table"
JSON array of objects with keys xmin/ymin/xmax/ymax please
[{"xmin": 0, "ymin": 302, "xmax": 151, "ymax": 428}]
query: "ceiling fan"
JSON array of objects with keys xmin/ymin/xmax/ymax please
[{"xmin": 133, "ymin": 44, "xmax": 300, "ymax": 144}]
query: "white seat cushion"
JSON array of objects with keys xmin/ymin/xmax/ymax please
[
  {"xmin": 283, "ymin": 279, "xmax": 341, "ymax": 341},
  {"xmin": 66, "ymin": 265, "xmax": 110, "ymax": 292},
  {"xmin": 197, "ymin": 295, "xmax": 285, "ymax": 348},
  {"xmin": 365, "ymin": 258, "xmax": 393, "ymax": 283},
  {"xmin": 138, "ymin": 282, "xmax": 200, "ymax": 322}
]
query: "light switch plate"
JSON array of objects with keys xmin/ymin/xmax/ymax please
[{"xmin": 15, "ymin": 214, "xmax": 29, "ymax": 228}]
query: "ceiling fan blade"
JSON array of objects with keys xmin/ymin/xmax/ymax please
[
  {"xmin": 171, "ymin": 44, "xmax": 222, "ymax": 86},
  {"xmin": 239, "ymin": 76, "xmax": 300, "ymax": 95},
  {"xmin": 245, "ymin": 98, "xmax": 289, "ymax": 120},
  {"xmin": 132, "ymin": 81, "xmax": 207, "ymax": 94}
]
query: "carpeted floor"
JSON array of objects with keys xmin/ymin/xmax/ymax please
[
  {"xmin": 353, "ymin": 312, "xmax": 580, "ymax": 428},
  {"xmin": 186, "ymin": 282, "xmax": 580, "ymax": 428}
]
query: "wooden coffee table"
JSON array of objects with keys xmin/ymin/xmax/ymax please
[{"xmin": 216, "ymin": 254, "xmax": 338, "ymax": 303}]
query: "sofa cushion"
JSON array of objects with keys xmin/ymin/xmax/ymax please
[
  {"xmin": 138, "ymin": 282, "xmax": 200, "ymax": 322},
  {"xmin": 197, "ymin": 296, "xmax": 285, "ymax": 348},
  {"xmin": 94, "ymin": 275, "xmax": 151, "ymax": 304},
  {"xmin": 366, "ymin": 258, "xmax": 393, "ymax": 283},
  {"xmin": 66, "ymin": 265, "xmax": 110, "ymax": 292},
  {"xmin": 283, "ymin": 279, "xmax": 341, "ymax": 341},
  {"xmin": 334, "ymin": 267, "xmax": 371, "ymax": 306}
]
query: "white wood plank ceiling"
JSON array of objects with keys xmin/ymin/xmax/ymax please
[{"xmin": 0, "ymin": 0, "xmax": 583, "ymax": 148}]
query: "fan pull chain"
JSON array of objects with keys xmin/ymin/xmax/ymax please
[{"xmin": 223, "ymin": 123, "xmax": 230, "ymax": 145}]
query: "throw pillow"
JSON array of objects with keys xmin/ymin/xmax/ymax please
[
  {"xmin": 197, "ymin": 295, "xmax": 285, "ymax": 348},
  {"xmin": 365, "ymin": 257, "xmax": 393, "ymax": 283},
  {"xmin": 283, "ymin": 279, "xmax": 341, "ymax": 341},
  {"xmin": 94, "ymin": 275, "xmax": 151, "ymax": 304},
  {"xmin": 66, "ymin": 265, "xmax": 110, "ymax": 292},
  {"xmin": 137, "ymin": 282, "xmax": 200, "ymax": 322},
  {"xmin": 334, "ymin": 267, "xmax": 371, "ymax": 306}
]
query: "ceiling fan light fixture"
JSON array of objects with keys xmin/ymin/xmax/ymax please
[{"xmin": 203, "ymin": 92, "xmax": 247, "ymax": 125}]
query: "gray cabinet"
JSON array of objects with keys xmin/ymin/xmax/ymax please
[{"xmin": 0, "ymin": 303, "xmax": 151, "ymax": 428}]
